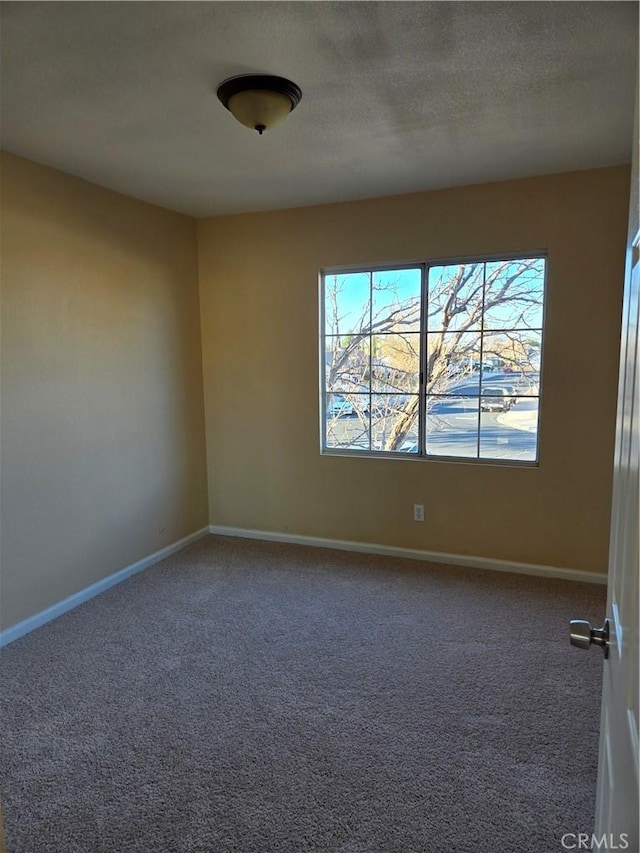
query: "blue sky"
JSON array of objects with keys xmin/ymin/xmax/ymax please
[{"xmin": 324, "ymin": 259, "xmax": 545, "ymax": 336}]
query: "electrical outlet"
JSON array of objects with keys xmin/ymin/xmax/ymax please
[{"xmin": 413, "ymin": 504, "xmax": 424, "ymax": 522}]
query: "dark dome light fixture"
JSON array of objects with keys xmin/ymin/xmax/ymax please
[{"xmin": 216, "ymin": 74, "xmax": 302, "ymax": 135}]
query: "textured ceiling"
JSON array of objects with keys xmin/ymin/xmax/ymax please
[{"xmin": 0, "ymin": 1, "xmax": 637, "ymax": 217}]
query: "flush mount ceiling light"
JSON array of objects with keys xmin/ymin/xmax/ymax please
[{"xmin": 216, "ymin": 74, "xmax": 302, "ymax": 135}]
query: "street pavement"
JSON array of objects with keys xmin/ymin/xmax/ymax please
[{"xmin": 326, "ymin": 371, "xmax": 540, "ymax": 460}]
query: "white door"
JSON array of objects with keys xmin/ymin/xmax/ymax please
[{"xmin": 590, "ymin": 100, "xmax": 639, "ymax": 849}]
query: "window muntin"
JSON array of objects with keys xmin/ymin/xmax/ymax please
[{"xmin": 321, "ymin": 256, "xmax": 545, "ymax": 464}]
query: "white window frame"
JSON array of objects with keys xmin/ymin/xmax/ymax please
[{"xmin": 319, "ymin": 251, "xmax": 547, "ymax": 466}]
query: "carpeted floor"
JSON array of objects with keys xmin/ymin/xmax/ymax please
[{"xmin": 1, "ymin": 535, "xmax": 606, "ymax": 853}]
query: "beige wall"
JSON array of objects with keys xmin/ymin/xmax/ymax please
[
  {"xmin": 0, "ymin": 160, "xmax": 629, "ymax": 634},
  {"xmin": 0, "ymin": 153, "xmax": 209, "ymax": 630},
  {"xmin": 198, "ymin": 167, "xmax": 630, "ymax": 574}
]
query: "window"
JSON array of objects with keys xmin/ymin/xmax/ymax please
[{"xmin": 320, "ymin": 255, "xmax": 546, "ymax": 464}]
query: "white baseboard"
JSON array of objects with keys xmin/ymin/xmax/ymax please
[
  {"xmin": 209, "ymin": 525, "xmax": 608, "ymax": 585},
  {"xmin": 0, "ymin": 527, "xmax": 210, "ymax": 648},
  {"xmin": 1, "ymin": 523, "xmax": 605, "ymax": 649}
]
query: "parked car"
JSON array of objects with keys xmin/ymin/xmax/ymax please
[
  {"xmin": 480, "ymin": 387, "xmax": 511, "ymax": 412},
  {"xmin": 503, "ymin": 385, "xmax": 518, "ymax": 405},
  {"xmin": 327, "ymin": 394, "xmax": 354, "ymax": 417}
]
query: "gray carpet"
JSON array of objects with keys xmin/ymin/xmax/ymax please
[{"xmin": 1, "ymin": 535, "xmax": 606, "ymax": 853}]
